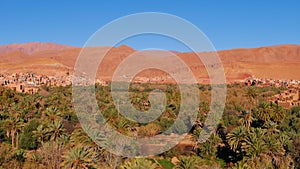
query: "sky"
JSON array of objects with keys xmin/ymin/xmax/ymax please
[{"xmin": 0, "ymin": 0, "xmax": 299, "ymax": 51}]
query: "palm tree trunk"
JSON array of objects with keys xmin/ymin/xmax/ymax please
[
  {"xmin": 11, "ymin": 130, "xmax": 15, "ymax": 150},
  {"xmin": 16, "ymin": 132, "xmax": 19, "ymax": 149},
  {"xmin": 247, "ymin": 105, "xmax": 252, "ymax": 132}
]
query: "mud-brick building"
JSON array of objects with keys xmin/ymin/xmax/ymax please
[
  {"xmin": 269, "ymin": 88, "xmax": 300, "ymax": 108},
  {"xmin": 4, "ymin": 83, "xmax": 38, "ymax": 94}
]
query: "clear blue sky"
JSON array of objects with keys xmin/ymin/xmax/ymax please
[{"xmin": 0, "ymin": 0, "xmax": 299, "ymax": 51}]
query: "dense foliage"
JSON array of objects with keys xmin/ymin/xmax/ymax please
[{"xmin": 0, "ymin": 83, "xmax": 299, "ymax": 169}]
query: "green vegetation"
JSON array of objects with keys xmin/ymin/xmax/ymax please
[{"xmin": 0, "ymin": 83, "xmax": 298, "ymax": 168}]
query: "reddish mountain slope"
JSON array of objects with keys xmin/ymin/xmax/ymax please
[
  {"xmin": 0, "ymin": 42, "xmax": 76, "ymax": 55},
  {"xmin": 0, "ymin": 42, "xmax": 299, "ymax": 82}
]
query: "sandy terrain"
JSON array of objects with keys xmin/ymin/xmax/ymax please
[{"xmin": 0, "ymin": 42, "xmax": 299, "ymax": 83}]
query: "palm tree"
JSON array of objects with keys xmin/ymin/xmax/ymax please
[
  {"xmin": 245, "ymin": 155, "xmax": 273, "ymax": 169},
  {"xmin": 245, "ymin": 87, "xmax": 258, "ymax": 131},
  {"xmin": 277, "ymin": 133, "xmax": 292, "ymax": 150},
  {"xmin": 3, "ymin": 117, "xmax": 17, "ymax": 150},
  {"xmin": 227, "ymin": 126, "xmax": 247, "ymax": 153},
  {"xmin": 242, "ymin": 128, "xmax": 268, "ymax": 157},
  {"xmin": 70, "ymin": 125, "xmax": 104, "ymax": 157},
  {"xmin": 270, "ymin": 104, "xmax": 285, "ymax": 123},
  {"xmin": 256, "ymin": 102, "xmax": 272, "ymax": 123},
  {"xmin": 120, "ymin": 158, "xmax": 159, "ymax": 169},
  {"xmin": 265, "ymin": 135, "xmax": 284, "ymax": 154},
  {"xmin": 175, "ymin": 156, "xmax": 203, "ymax": 169},
  {"xmin": 275, "ymin": 154, "xmax": 294, "ymax": 169},
  {"xmin": 232, "ymin": 160, "xmax": 249, "ymax": 169},
  {"xmin": 15, "ymin": 118, "xmax": 24, "ymax": 149},
  {"xmin": 46, "ymin": 119, "xmax": 66, "ymax": 141},
  {"xmin": 32, "ymin": 124, "xmax": 47, "ymax": 144},
  {"xmin": 61, "ymin": 146, "xmax": 96, "ymax": 169},
  {"xmin": 264, "ymin": 121, "xmax": 280, "ymax": 135},
  {"xmin": 43, "ymin": 106, "xmax": 62, "ymax": 123},
  {"xmin": 2, "ymin": 116, "xmax": 23, "ymax": 149}
]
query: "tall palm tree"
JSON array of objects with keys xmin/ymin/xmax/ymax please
[
  {"xmin": 245, "ymin": 87, "xmax": 258, "ymax": 132},
  {"xmin": 15, "ymin": 117, "xmax": 24, "ymax": 149},
  {"xmin": 2, "ymin": 116, "xmax": 23, "ymax": 149},
  {"xmin": 61, "ymin": 146, "xmax": 96, "ymax": 169},
  {"xmin": 3, "ymin": 117, "xmax": 17, "ymax": 150}
]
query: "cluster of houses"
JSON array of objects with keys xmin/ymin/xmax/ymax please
[
  {"xmin": 267, "ymin": 88, "xmax": 300, "ymax": 108},
  {"xmin": 0, "ymin": 72, "xmax": 108, "ymax": 94},
  {"xmin": 0, "ymin": 73, "xmax": 73, "ymax": 94},
  {"xmin": 1, "ymin": 72, "xmax": 300, "ymax": 108},
  {"xmin": 244, "ymin": 77, "xmax": 300, "ymax": 108},
  {"xmin": 244, "ymin": 77, "xmax": 299, "ymax": 88}
]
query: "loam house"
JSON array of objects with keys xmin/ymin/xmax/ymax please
[
  {"xmin": 268, "ymin": 88, "xmax": 300, "ymax": 108},
  {"xmin": 1, "ymin": 72, "xmax": 108, "ymax": 94}
]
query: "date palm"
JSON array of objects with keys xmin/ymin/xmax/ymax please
[
  {"xmin": 61, "ymin": 146, "xmax": 96, "ymax": 169},
  {"xmin": 43, "ymin": 106, "xmax": 62, "ymax": 123},
  {"xmin": 227, "ymin": 126, "xmax": 247, "ymax": 153},
  {"xmin": 264, "ymin": 121, "xmax": 280, "ymax": 135},
  {"xmin": 175, "ymin": 156, "xmax": 203, "ymax": 169},
  {"xmin": 277, "ymin": 133, "xmax": 292, "ymax": 150},
  {"xmin": 265, "ymin": 135, "xmax": 285, "ymax": 155},
  {"xmin": 120, "ymin": 158, "xmax": 159, "ymax": 169},
  {"xmin": 245, "ymin": 87, "xmax": 258, "ymax": 132},
  {"xmin": 70, "ymin": 125, "xmax": 105, "ymax": 158},
  {"xmin": 256, "ymin": 102, "xmax": 272, "ymax": 123},
  {"xmin": 233, "ymin": 160, "xmax": 249, "ymax": 169},
  {"xmin": 271, "ymin": 104, "xmax": 285, "ymax": 123},
  {"xmin": 2, "ymin": 116, "xmax": 23, "ymax": 149},
  {"xmin": 245, "ymin": 155, "xmax": 273, "ymax": 169},
  {"xmin": 46, "ymin": 119, "xmax": 67, "ymax": 141},
  {"xmin": 32, "ymin": 124, "xmax": 47, "ymax": 144},
  {"xmin": 242, "ymin": 128, "xmax": 268, "ymax": 157}
]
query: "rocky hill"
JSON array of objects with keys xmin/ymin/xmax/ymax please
[{"xmin": 0, "ymin": 42, "xmax": 299, "ymax": 83}]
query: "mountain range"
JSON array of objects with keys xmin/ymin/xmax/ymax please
[{"xmin": 0, "ymin": 42, "xmax": 299, "ymax": 83}]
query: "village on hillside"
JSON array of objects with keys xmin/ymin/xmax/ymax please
[
  {"xmin": 1, "ymin": 72, "xmax": 300, "ymax": 108},
  {"xmin": 245, "ymin": 77, "xmax": 300, "ymax": 108},
  {"xmin": 0, "ymin": 73, "xmax": 72, "ymax": 94}
]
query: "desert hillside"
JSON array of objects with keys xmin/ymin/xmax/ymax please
[{"xmin": 0, "ymin": 42, "xmax": 299, "ymax": 83}]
